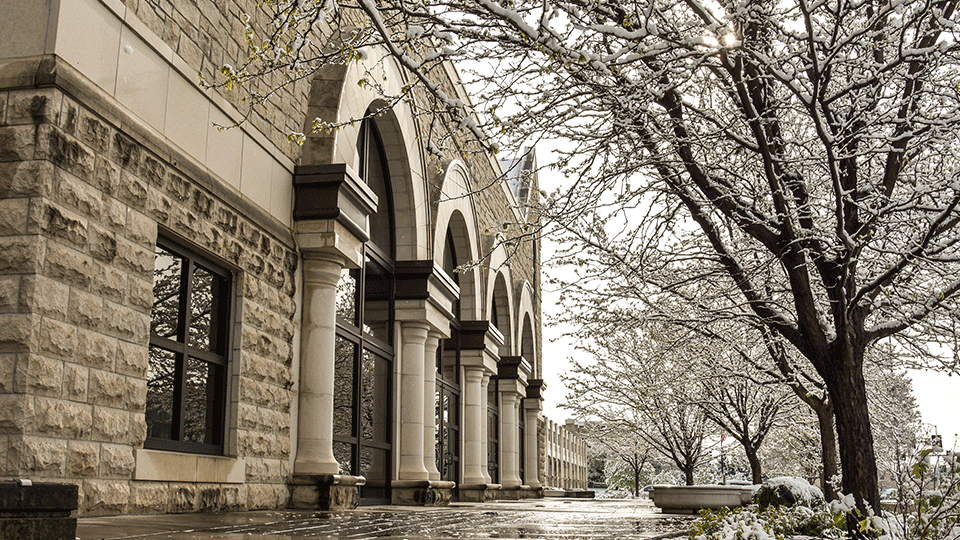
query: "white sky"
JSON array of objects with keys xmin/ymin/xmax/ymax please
[{"xmin": 908, "ymin": 370, "xmax": 960, "ymax": 451}]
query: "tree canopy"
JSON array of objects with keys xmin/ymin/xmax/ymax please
[{"xmin": 223, "ymin": 0, "xmax": 960, "ymax": 512}]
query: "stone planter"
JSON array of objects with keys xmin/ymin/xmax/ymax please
[
  {"xmin": 651, "ymin": 485, "xmax": 755, "ymax": 514},
  {"xmin": 0, "ymin": 481, "xmax": 79, "ymax": 539}
]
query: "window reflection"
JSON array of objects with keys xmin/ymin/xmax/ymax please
[
  {"xmin": 336, "ymin": 268, "xmax": 358, "ymax": 324},
  {"xmin": 333, "ymin": 441, "xmax": 352, "ymax": 476},
  {"xmin": 146, "ymin": 347, "xmax": 176, "ymax": 440},
  {"xmin": 361, "ymin": 259, "xmax": 391, "ymax": 343},
  {"xmin": 334, "ymin": 337, "xmax": 355, "ymax": 437},
  {"xmin": 360, "ymin": 349, "xmax": 389, "ymax": 443},
  {"xmin": 188, "ymin": 266, "xmax": 223, "ymax": 352},
  {"xmin": 151, "ymin": 247, "xmax": 182, "ymax": 340},
  {"xmin": 183, "ymin": 357, "xmax": 218, "ymax": 444}
]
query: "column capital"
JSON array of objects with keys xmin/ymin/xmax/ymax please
[
  {"xmin": 294, "ymin": 163, "xmax": 377, "ymax": 269},
  {"xmin": 400, "ymin": 321, "xmax": 431, "ymax": 343},
  {"xmin": 394, "ymin": 261, "xmax": 459, "ymax": 338},
  {"xmin": 525, "ymin": 379, "xmax": 546, "ymax": 400},
  {"xmin": 498, "ymin": 356, "xmax": 531, "ymax": 385}
]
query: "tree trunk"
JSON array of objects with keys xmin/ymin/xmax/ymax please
[
  {"xmin": 814, "ymin": 401, "xmax": 839, "ymax": 500},
  {"xmin": 683, "ymin": 466, "xmax": 694, "ymax": 486},
  {"xmin": 745, "ymin": 447, "xmax": 762, "ymax": 485},
  {"xmin": 822, "ymin": 341, "xmax": 881, "ymax": 517},
  {"xmin": 634, "ymin": 465, "xmax": 640, "ymax": 497}
]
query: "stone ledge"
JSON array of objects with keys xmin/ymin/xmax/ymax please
[{"xmin": 133, "ymin": 449, "xmax": 245, "ymax": 484}]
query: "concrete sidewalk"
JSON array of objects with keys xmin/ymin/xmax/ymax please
[{"xmin": 76, "ymin": 498, "xmax": 695, "ymax": 540}]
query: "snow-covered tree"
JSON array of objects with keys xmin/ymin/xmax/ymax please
[
  {"xmin": 582, "ymin": 422, "xmax": 660, "ymax": 496},
  {"xmin": 562, "ymin": 328, "xmax": 713, "ymax": 485},
  {"xmin": 223, "ymin": 0, "xmax": 960, "ymax": 514}
]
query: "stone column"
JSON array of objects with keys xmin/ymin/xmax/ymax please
[
  {"xmin": 523, "ymin": 405, "xmax": 541, "ymax": 489},
  {"xmin": 398, "ymin": 322, "xmax": 430, "ymax": 480},
  {"xmin": 293, "ymin": 252, "xmax": 344, "ymax": 476},
  {"xmin": 461, "ymin": 367, "xmax": 486, "ymax": 486},
  {"xmin": 500, "ymin": 392, "xmax": 521, "ymax": 489},
  {"xmin": 480, "ymin": 373, "xmax": 493, "ymax": 484},
  {"xmin": 423, "ymin": 332, "xmax": 442, "ymax": 481}
]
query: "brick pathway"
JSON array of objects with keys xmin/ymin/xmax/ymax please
[{"xmin": 76, "ymin": 498, "xmax": 695, "ymax": 539}]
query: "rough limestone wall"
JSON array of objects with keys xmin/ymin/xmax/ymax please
[{"xmin": 0, "ymin": 78, "xmax": 297, "ymax": 515}]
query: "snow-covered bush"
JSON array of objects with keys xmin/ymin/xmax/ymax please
[
  {"xmin": 754, "ymin": 477, "xmax": 825, "ymax": 510},
  {"xmin": 882, "ymin": 448, "xmax": 960, "ymax": 540},
  {"xmin": 689, "ymin": 504, "xmax": 846, "ymax": 540}
]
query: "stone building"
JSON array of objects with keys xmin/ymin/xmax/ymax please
[
  {"xmin": 0, "ymin": 0, "xmax": 545, "ymax": 515},
  {"xmin": 544, "ymin": 419, "xmax": 588, "ymax": 491}
]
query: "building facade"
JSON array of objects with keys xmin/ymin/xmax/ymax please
[
  {"xmin": 0, "ymin": 0, "xmax": 545, "ymax": 515},
  {"xmin": 544, "ymin": 419, "xmax": 588, "ymax": 491}
]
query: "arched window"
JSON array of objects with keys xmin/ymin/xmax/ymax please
[
  {"xmin": 437, "ymin": 229, "xmax": 461, "ymax": 487},
  {"xmin": 488, "ymin": 296, "xmax": 501, "ymax": 483},
  {"xmin": 333, "ymin": 117, "xmax": 395, "ymax": 504}
]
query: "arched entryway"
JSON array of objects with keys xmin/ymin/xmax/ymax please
[{"xmin": 332, "ymin": 116, "xmax": 397, "ymax": 504}]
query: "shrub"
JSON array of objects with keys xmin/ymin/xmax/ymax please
[
  {"xmin": 689, "ymin": 504, "xmax": 846, "ymax": 540},
  {"xmin": 754, "ymin": 477, "xmax": 825, "ymax": 510}
]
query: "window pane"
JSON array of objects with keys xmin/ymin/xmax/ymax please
[
  {"xmin": 146, "ymin": 346, "xmax": 177, "ymax": 440},
  {"xmin": 441, "ymin": 339, "xmax": 458, "ymax": 383},
  {"xmin": 361, "ymin": 259, "xmax": 391, "ymax": 344},
  {"xmin": 188, "ymin": 266, "xmax": 225, "ymax": 352},
  {"xmin": 360, "ymin": 446, "xmax": 388, "ymax": 487},
  {"xmin": 151, "ymin": 247, "xmax": 183, "ymax": 340},
  {"xmin": 449, "ymin": 393, "xmax": 459, "ymax": 425},
  {"xmin": 333, "ymin": 441, "xmax": 353, "ymax": 476},
  {"xmin": 336, "ymin": 268, "xmax": 358, "ymax": 324},
  {"xmin": 360, "ymin": 349, "xmax": 389, "ymax": 443},
  {"xmin": 333, "ymin": 337, "xmax": 355, "ymax": 437},
  {"xmin": 183, "ymin": 357, "xmax": 219, "ymax": 444}
]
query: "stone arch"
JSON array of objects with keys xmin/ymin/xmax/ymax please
[
  {"xmin": 515, "ymin": 281, "xmax": 538, "ymax": 377},
  {"xmin": 434, "ymin": 160, "xmax": 482, "ymax": 320},
  {"xmin": 487, "ymin": 265, "xmax": 515, "ymax": 356},
  {"xmin": 300, "ymin": 57, "xmax": 430, "ymax": 261}
]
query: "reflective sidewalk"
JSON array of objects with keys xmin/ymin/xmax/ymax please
[{"xmin": 76, "ymin": 497, "xmax": 695, "ymax": 539}]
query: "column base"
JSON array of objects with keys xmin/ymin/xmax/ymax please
[
  {"xmin": 289, "ymin": 474, "xmax": 365, "ymax": 510},
  {"xmin": 498, "ymin": 486, "xmax": 522, "ymax": 500},
  {"xmin": 520, "ymin": 486, "xmax": 544, "ymax": 499},
  {"xmin": 458, "ymin": 483, "xmax": 501, "ymax": 502},
  {"xmin": 391, "ymin": 480, "xmax": 456, "ymax": 506}
]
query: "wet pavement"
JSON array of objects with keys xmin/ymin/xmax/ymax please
[{"xmin": 76, "ymin": 497, "xmax": 696, "ymax": 540}]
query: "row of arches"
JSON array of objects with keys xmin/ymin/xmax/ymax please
[{"xmin": 290, "ymin": 57, "xmax": 543, "ymax": 506}]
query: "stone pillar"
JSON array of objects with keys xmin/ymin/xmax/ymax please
[
  {"xmin": 500, "ymin": 392, "xmax": 521, "ymax": 490},
  {"xmin": 461, "ymin": 367, "xmax": 486, "ymax": 487},
  {"xmin": 293, "ymin": 252, "xmax": 344, "ymax": 477},
  {"xmin": 398, "ymin": 322, "xmax": 430, "ymax": 480},
  {"xmin": 423, "ymin": 332, "xmax": 442, "ymax": 481},
  {"xmin": 523, "ymin": 405, "xmax": 542, "ymax": 489},
  {"xmin": 480, "ymin": 373, "xmax": 493, "ymax": 484},
  {"xmin": 291, "ymin": 164, "xmax": 377, "ymax": 511}
]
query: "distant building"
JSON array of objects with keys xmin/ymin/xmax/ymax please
[
  {"xmin": 0, "ymin": 0, "xmax": 545, "ymax": 515},
  {"xmin": 543, "ymin": 419, "xmax": 588, "ymax": 491}
]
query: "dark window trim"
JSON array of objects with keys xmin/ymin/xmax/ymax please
[{"xmin": 145, "ymin": 236, "xmax": 232, "ymax": 456}]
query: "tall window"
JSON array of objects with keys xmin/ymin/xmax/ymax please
[
  {"xmin": 147, "ymin": 236, "xmax": 231, "ymax": 455},
  {"xmin": 437, "ymin": 229, "xmax": 461, "ymax": 485},
  {"xmin": 488, "ymin": 297, "xmax": 502, "ymax": 482},
  {"xmin": 333, "ymin": 117, "xmax": 395, "ymax": 503},
  {"xmin": 487, "ymin": 377, "xmax": 500, "ymax": 483}
]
